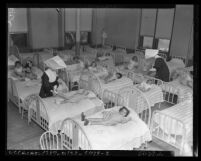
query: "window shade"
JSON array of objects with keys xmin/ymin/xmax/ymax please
[
  {"xmin": 80, "ymin": 8, "xmax": 92, "ymax": 31},
  {"xmin": 65, "ymin": 8, "xmax": 77, "ymax": 31},
  {"xmin": 155, "ymin": 9, "xmax": 175, "ymax": 39},
  {"xmin": 140, "ymin": 9, "xmax": 157, "ymax": 36},
  {"xmin": 65, "ymin": 8, "xmax": 92, "ymax": 32},
  {"xmin": 9, "ymin": 8, "xmax": 28, "ymax": 33}
]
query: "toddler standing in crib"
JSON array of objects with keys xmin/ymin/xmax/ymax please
[{"xmin": 81, "ymin": 106, "xmax": 132, "ymax": 126}]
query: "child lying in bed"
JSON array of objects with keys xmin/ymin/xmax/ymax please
[
  {"xmin": 103, "ymin": 72, "xmax": 123, "ymax": 84},
  {"xmin": 14, "ymin": 61, "xmax": 26, "ymax": 80},
  {"xmin": 82, "ymin": 106, "xmax": 132, "ymax": 126},
  {"xmin": 88, "ymin": 61, "xmax": 98, "ymax": 72}
]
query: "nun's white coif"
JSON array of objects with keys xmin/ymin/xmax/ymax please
[{"xmin": 44, "ymin": 56, "xmax": 67, "ymax": 70}]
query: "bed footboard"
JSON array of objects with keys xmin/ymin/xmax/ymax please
[
  {"xmin": 40, "ymin": 118, "xmax": 92, "ymax": 150},
  {"xmin": 27, "ymin": 94, "xmax": 49, "ymax": 131},
  {"xmin": 161, "ymin": 83, "xmax": 180, "ymax": 105},
  {"xmin": 151, "ymin": 110, "xmax": 187, "ymax": 155}
]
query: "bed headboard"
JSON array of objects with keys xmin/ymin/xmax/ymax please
[
  {"xmin": 118, "ymin": 86, "xmax": 152, "ymax": 127},
  {"xmin": 102, "ymin": 90, "xmax": 127, "ymax": 109}
]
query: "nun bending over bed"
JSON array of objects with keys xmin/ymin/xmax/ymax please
[
  {"xmin": 81, "ymin": 106, "xmax": 132, "ymax": 126},
  {"xmin": 144, "ymin": 49, "xmax": 170, "ymax": 82},
  {"xmin": 39, "ymin": 56, "xmax": 67, "ymax": 98}
]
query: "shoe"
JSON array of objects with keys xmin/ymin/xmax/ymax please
[
  {"xmin": 84, "ymin": 119, "xmax": 89, "ymax": 126},
  {"xmin": 81, "ymin": 112, "xmax": 85, "ymax": 121}
]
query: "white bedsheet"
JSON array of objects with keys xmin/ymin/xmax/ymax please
[
  {"xmin": 134, "ymin": 84, "xmax": 164, "ymax": 107},
  {"xmin": 74, "ymin": 106, "xmax": 152, "ymax": 150},
  {"xmin": 35, "ymin": 90, "xmax": 104, "ymax": 132},
  {"xmin": 100, "ymin": 76, "xmax": 133, "ymax": 94},
  {"xmin": 166, "ymin": 60, "xmax": 185, "ymax": 78},
  {"xmin": 13, "ymin": 79, "xmax": 41, "ymax": 101}
]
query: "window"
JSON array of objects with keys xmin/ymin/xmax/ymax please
[
  {"xmin": 80, "ymin": 31, "xmax": 90, "ymax": 44},
  {"xmin": 64, "ymin": 31, "xmax": 90, "ymax": 48},
  {"xmin": 10, "ymin": 33, "xmax": 28, "ymax": 49},
  {"xmin": 64, "ymin": 32, "xmax": 76, "ymax": 49},
  {"xmin": 142, "ymin": 36, "xmax": 153, "ymax": 49},
  {"xmin": 157, "ymin": 38, "xmax": 170, "ymax": 52}
]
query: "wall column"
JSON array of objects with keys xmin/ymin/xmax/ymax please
[{"xmin": 75, "ymin": 9, "xmax": 80, "ymax": 56}]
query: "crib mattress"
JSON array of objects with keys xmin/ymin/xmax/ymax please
[{"xmin": 74, "ymin": 106, "xmax": 152, "ymax": 150}]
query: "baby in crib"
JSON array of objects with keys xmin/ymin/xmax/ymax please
[
  {"xmin": 103, "ymin": 72, "xmax": 123, "ymax": 84},
  {"xmin": 88, "ymin": 61, "xmax": 98, "ymax": 72},
  {"xmin": 82, "ymin": 106, "xmax": 132, "ymax": 126},
  {"xmin": 72, "ymin": 56, "xmax": 84, "ymax": 69},
  {"xmin": 127, "ymin": 55, "xmax": 139, "ymax": 70}
]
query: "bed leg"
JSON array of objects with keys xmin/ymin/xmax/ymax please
[{"xmin": 158, "ymin": 103, "xmax": 161, "ymax": 109}]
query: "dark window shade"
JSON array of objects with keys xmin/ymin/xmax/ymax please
[
  {"xmin": 155, "ymin": 9, "xmax": 175, "ymax": 39},
  {"xmin": 138, "ymin": 36, "xmax": 154, "ymax": 49},
  {"xmin": 10, "ymin": 33, "xmax": 28, "ymax": 49},
  {"xmin": 138, "ymin": 36, "xmax": 143, "ymax": 49},
  {"xmin": 64, "ymin": 31, "xmax": 91, "ymax": 49},
  {"xmin": 140, "ymin": 9, "xmax": 157, "ymax": 36}
]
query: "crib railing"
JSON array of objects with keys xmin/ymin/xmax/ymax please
[
  {"xmin": 118, "ymin": 86, "xmax": 152, "ymax": 127},
  {"xmin": 151, "ymin": 110, "xmax": 187, "ymax": 156},
  {"xmin": 27, "ymin": 94, "xmax": 49, "ymax": 131},
  {"xmin": 40, "ymin": 118, "xmax": 92, "ymax": 150}
]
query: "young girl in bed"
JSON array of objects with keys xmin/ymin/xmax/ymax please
[
  {"xmin": 23, "ymin": 60, "xmax": 37, "ymax": 80},
  {"xmin": 82, "ymin": 106, "xmax": 132, "ymax": 126}
]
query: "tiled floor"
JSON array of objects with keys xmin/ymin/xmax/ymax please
[{"xmin": 7, "ymin": 100, "xmax": 173, "ymax": 153}]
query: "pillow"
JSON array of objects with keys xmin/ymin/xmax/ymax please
[{"xmin": 170, "ymin": 58, "xmax": 185, "ymax": 67}]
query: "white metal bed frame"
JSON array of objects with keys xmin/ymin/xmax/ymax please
[
  {"xmin": 126, "ymin": 70, "xmax": 185, "ymax": 105},
  {"xmin": 150, "ymin": 93, "xmax": 192, "ymax": 156},
  {"xmin": 40, "ymin": 87, "xmax": 152, "ymax": 150},
  {"xmin": 26, "ymin": 72, "xmax": 92, "ymax": 131},
  {"xmin": 151, "ymin": 110, "xmax": 187, "ymax": 156},
  {"xmin": 8, "ymin": 69, "xmax": 68, "ymax": 120}
]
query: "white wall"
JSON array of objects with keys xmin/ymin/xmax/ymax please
[
  {"xmin": 9, "ymin": 8, "xmax": 28, "ymax": 33},
  {"xmin": 170, "ymin": 5, "xmax": 193, "ymax": 58},
  {"xmin": 29, "ymin": 8, "xmax": 59, "ymax": 49},
  {"xmin": 104, "ymin": 8, "xmax": 141, "ymax": 49}
]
